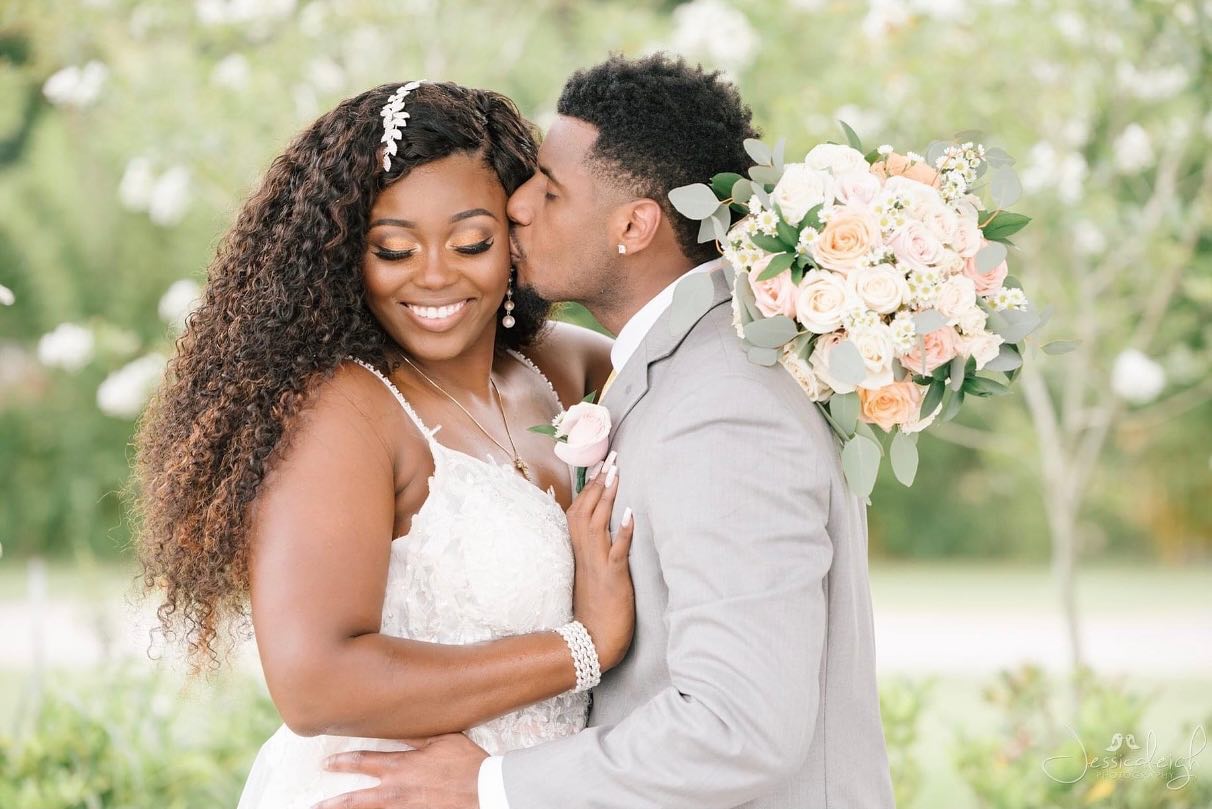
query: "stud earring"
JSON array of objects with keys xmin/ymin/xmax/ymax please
[
  {"xmin": 617, "ymin": 243, "xmax": 627, "ymax": 255},
  {"xmin": 502, "ymin": 267, "xmax": 517, "ymax": 328}
]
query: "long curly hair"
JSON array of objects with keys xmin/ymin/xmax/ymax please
[{"xmin": 129, "ymin": 82, "xmax": 545, "ymax": 672}]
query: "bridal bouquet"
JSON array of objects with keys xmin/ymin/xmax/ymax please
[{"xmin": 669, "ymin": 125, "xmax": 1059, "ymax": 500}]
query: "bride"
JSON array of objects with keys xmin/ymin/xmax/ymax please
[{"xmin": 131, "ymin": 80, "xmax": 635, "ymax": 807}]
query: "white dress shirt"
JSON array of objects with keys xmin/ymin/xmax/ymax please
[{"xmin": 476, "ymin": 258, "xmax": 722, "ymax": 809}]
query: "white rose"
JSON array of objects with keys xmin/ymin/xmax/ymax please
[
  {"xmin": 956, "ymin": 304, "xmax": 988, "ymax": 336},
  {"xmin": 772, "ymin": 162, "xmax": 834, "ymax": 225},
  {"xmin": 831, "ymin": 170, "xmax": 881, "ymax": 208},
  {"xmin": 847, "ymin": 263, "xmax": 908, "ymax": 314},
  {"xmin": 779, "ymin": 346, "xmax": 833, "ymax": 402},
  {"xmin": 949, "ymin": 213, "xmax": 983, "ymax": 258},
  {"xmin": 934, "ymin": 275, "xmax": 978, "ymax": 323},
  {"xmin": 849, "ymin": 323, "xmax": 896, "ymax": 390},
  {"xmin": 958, "ymin": 330, "xmax": 1004, "ymax": 370},
  {"xmin": 920, "ymin": 201, "xmax": 959, "ymax": 244},
  {"xmin": 805, "ymin": 143, "xmax": 870, "ymax": 175},
  {"xmin": 795, "ymin": 269, "xmax": 852, "ymax": 334}
]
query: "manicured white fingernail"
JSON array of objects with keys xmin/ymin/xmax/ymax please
[
  {"xmin": 604, "ymin": 464, "xmax": 618, "ymax": 488},
  {"xmin": 604, "ymin": 450, "xmax": 618, "ymax": 469},
  {"xmin": 588, "ymin": 461, "xmax": 604, "ymax": 480},
  {"xmin": 621, "ymin": 507, "xmax": 633, "ymax": 527}
]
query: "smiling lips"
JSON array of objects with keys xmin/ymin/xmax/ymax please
[{"xmin": 401, "ymin": 298, "xmax": 472, "ymax": 330}]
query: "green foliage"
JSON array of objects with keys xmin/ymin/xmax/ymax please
[
  {"xmin": 954, "ymin": 665, "xmax": 1212, "ymax": 809},
  {"xmin": 880, "ymin": 677, "xmax": 933, "ymax": 809},
  {"xmin": 0, "ymin": 666, "xmax": 280, "ymax": 809}
]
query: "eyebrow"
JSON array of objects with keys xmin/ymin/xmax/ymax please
[
  {"xmin": 538, "ymin": 165, "xmax": 562, "ymax": 189},
  {"xmin": 369, "ymin": 209, "xmax": 497, "ymax": 229}
]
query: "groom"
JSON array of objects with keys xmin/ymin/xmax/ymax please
[{"xmin": 319, "ymin": 54, "xmax": 895, "ymax": 809}]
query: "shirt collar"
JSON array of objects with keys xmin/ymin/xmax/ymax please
[{"xmin": 609, "ymin": 258, "xmax": 725, "ymax": 372}]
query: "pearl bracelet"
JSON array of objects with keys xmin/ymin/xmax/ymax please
[{"xmin": 555, "ymin": 620, "xmax": 602, "ymax": 693}]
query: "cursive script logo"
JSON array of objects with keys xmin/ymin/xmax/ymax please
[{"xmin": 1042, "ymin": 725, "xmax": 1207, "ymax": 789}]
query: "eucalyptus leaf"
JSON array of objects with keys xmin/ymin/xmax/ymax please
[
  {"xmin": 734, "ymin": 269, "xmax": 762, "ymax": 323},
  {"xmin": 975, "ymin": 241, "xmax": 1008, "ymax": 274},
  {"xmin": 711, "ymin": 172, "xmax": 746, "ymax": 199},
  {"xmin": 1042, "ymin": 339, "xmax": 1081, "ymax": 355},
  {"xmin": 940, "ymin": 387, "xmax": 965, "ymax": 422},
  {"xmin": 841, "ymin": 433, "xmax": 882, "ymax": 499},
  {"xmin": 731, "ymin": 178, "xmax": 754, "ymax": 205},
  {"xmin": 697, "ymin": 216, "xmax": 717, "ymax": 244},
  {"xmin": 750, "ymin": 164, "xmax": 783, "ymax": 185},
  {"xmin": 722, "ymin": 264, "xmax": 736, "ymax": 288},
  {"xmin": 990, "ymin": 167, "xmax": 1023, "ymax": 208},
  {"xmin": 987, "ymin": 308, "xmax": 1041, "ymax": 343},
  {"xmin": 954, "ymin": 129, "xmax": 985, "ymax": 143},
  {"xmin": 948, "ymin": 354, "xmax": 967, "ymax": 391},
  {"xmin": 710, "ymin": 204, "xmax": 731, "ymax": 242},
  {"xmin": 747, "ymin": 345, "xmax": 780, "ymax": 366},
  {"xmin": 669, "ymin": 183, "xmax": 723, "ymax": 220},
  {"xmin": 744, "ymin": 315, "xmax": 798, "ymax": 348},
  {"xmin": 773, "ymin": 137, "xmax": 786, "ymax": 173},
  {"xmin": 744, "ymin": 137, "xmax": 772, "ymax": 165},
  {"xmin": 984, "ymin": 146, "xmax": 1015, "ymax": 167},
  {"xmin": 829, "ymin": 391, "xmax": 859, "ymax": 436},
  {"xmin": 982, "ymin": 343, "xmax": 1023, "ymax": 372},
  {"xmin": 854, "ymin": 421, "xmax": 884, "ymax": 453},
  {"xmin": 829, "ymin": 339, "xmax": 868, "ymax": 386},
  {"xmin": 925, "ymin": 140, "xmax": 949, "ymax": 167},
  {"xmin": 668, "ymin": 270, "xmax": 716, "ymax": 335},
  {"xmin": 913, "ymin": 309, "xmax": 948, "ymax": 334},
  {"xmin": 753, "ymin": 184, "xmax": 772, "ymax": 208},
  {"xmin": 889, "ymin": 430, "xmax": 919, "ymax": 486}
]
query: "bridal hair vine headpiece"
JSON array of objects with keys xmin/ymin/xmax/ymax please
[{"xmin": 380, "ymin": 80, "xmax": 425, "ymax": 172}]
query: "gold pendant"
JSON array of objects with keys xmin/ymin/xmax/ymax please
[{"xmin": 514, "ymin": 457, "xmax": 532, "ymax": 481}]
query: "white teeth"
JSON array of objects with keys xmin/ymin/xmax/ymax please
[{"xmin": 407, "ymin": 300, "xmax": 468, "ymax": 320}]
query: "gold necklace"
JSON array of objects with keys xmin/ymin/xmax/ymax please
[{"xmin": 400, "ymin": 355, "xmax": 533, "ymax": 482}]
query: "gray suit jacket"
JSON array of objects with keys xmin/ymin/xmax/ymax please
[{"xmin": 502, "ymin": 269, "xmax": 895, "ymax": 808}]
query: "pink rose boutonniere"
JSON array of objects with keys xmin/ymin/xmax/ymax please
[{"xmin": 530, "ymin": 393, "xmax": 611, "ymax": 491}]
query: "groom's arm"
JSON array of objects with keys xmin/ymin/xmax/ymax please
[{"xmin": 497, "ymin": 371, "xmax": 836, "ymax": 809}]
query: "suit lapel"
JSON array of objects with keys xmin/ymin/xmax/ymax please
[{"xmin": 601, "ymin": 268, "xmax": 733, "ymax": 432}]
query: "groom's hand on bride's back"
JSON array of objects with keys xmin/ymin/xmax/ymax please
[
  {"xmin": 566, "ymin": 452, "xmax": 635, "ymax": 671},
  {"xmin": 314, "ymin": 733, "xmax": 486, "ymax": 809}
]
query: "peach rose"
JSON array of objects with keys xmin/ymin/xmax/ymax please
[
  {"xmin": 870, "ymin": 151, "xmax": 941, "ymax": 188},
  {"xmin": 900, "ymin": 324, "xmax": 961, "ymax": 375},
  {"xmin": 811, "ymin": 206, "xmax": 882, "ymax": 275},
  {"xmin": 552, "ymin": 402, "xmax": 612, "ymax": 467},
  {"xmin": 748, "ymin": 255, "xmax": 799, "ymax": 318},
  {"xmin": 858, "ymin": 379, "xmax": 925, "ymax": 432}
]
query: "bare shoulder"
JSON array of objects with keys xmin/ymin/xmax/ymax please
[{"xmin": 522, "ymin": 320, "xmax": 614, "ymax": 407}]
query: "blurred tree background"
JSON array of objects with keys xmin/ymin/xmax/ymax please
[
  {"xmin": 1, "ymin": 0, "xmax": 1208, "ymax": 568},
  {"xmin": 3, "ymin": 2, "xmax": 1211, "ymax": 807}
]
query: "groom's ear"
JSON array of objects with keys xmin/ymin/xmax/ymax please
[{"xmin": 610, "ymin": 198, "xmax": 663, "ymax": 256}]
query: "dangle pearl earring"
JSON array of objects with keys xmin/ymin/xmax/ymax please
[{"xmin": 502, "ymin": 267, "xmax": 517, "ymax": 328}]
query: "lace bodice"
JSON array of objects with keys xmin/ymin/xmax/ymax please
[
  {"xmin": 237, "ymin": 351, "xmax": 586, "ymax": 809},
  {"xmin": 349, "ymin": 352, "xmax": 588, "ymax": 752}
]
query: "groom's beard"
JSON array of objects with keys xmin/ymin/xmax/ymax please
[{"xmin": 510, "ymin": 282, "xmax": 552, "ymax": 327}]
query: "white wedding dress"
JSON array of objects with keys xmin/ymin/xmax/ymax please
[{"xmin": 236, "ymin": 352, "xmax": 588, "ymax": 808}]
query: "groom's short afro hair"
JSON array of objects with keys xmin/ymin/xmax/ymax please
[{"xmin": 557, "ymin": 53, "xmax": 759, "ymax": 264}]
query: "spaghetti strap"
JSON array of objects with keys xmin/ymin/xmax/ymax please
[
  {"xmin": 506, "ymin": 349, "xmax": 564, "ymax": 411},
  {"xmin": 345, "ymin": 356, "xmax": 440, "ymax": 443}
]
